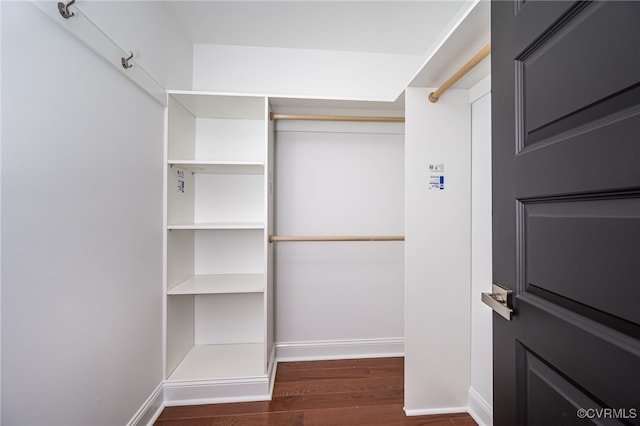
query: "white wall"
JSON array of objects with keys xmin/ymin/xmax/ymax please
[
  {"xmin": 404, "ymin": 87, "xmax": 471, "ymax": 414},
  {"xmin": 193, "ymin": 44, "xmax": 423, "ymax": 101},
  {"xmin": 191, "ymin": 36, "xmax": 410, "ymax": 360},
  {"xmin": 1, "ymin": 3, "xmax": 164, "ymax": 425},
  {"xmin": 469, "ymin": 76, "xmax": 493, "ymax": 425},
  {"xmin": 274, "ymin": 119, "xmax": 405, "ymax": 359},
  {"xmin": 79, "ymin": 0, "xmax": 193, "ymax": 90}
]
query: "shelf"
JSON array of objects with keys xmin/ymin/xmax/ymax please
[
  {"xmin": 168, "ymin": 160, "xmax": 264, "ymax": 175},
  {"xmin": 168, "ymin": 274, "xmax": 264, "ymax": 295},
  {"xmin": 168, "ymin": 92, "xmax": 266, "ymax": 120},
  {"xmin": 167, "ymin": 222, "xmax": 265, "ymax": 230},
  {"xmin": 168, "ymin": 343, "xmax": 265, "ymax": 381}
]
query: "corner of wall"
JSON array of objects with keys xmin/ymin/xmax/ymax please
[
  {"xmin": 469, "ymin": 75, "xmax": 493, "ymax": 423},
  {"xmin": 468, "ymin": 387, "xmax": 493, "ymax": 426},
  {"xmin": 127, "ymin": 384, "xmax": 165, "ymax": 426},
  {"xmin": 469, "ymin": 74, "xmax": 491, "ymax": 104}
]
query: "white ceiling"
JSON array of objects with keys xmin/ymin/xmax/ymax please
[
  {"xmin": 409, "ymin": 0, "xmax": 490, "ymax": 89},
  {"xmin": 166, "ymin": 1, "xmax": 469, "ymax": 56},
  {"xmin": 163, "ymin": 0, "xmax": 490, "ymax": 102}
]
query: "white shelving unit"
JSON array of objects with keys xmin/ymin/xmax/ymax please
[{"xmin": 164, "ymin": 91, "xmax": 274, "ymax": 397}]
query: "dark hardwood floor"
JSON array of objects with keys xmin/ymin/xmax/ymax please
[{"xmin": 155, "ymin": 357, "xmax": 477, "ymax": 425}]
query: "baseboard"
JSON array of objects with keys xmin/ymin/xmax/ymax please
[
  {"xmin": 163, "ymin": 376, "xmax": 272, "ymax": 406},
  {"xmin": 404, "ymin": 406, "xmax": 470, "ymax": 417},
  {"xmin": 403, "ymin": 389, "xmax": 492, "ymax": 424},
  {"xmin": 275, "ymin": 337, "xmax": 404, "ymax": 361},
  {"xmin": 133, "ymin": 342, "xmax": 401, "ymax": 424},
  {"xmin": 127, "ymin": 383, "xmax": 164, "ymax": 426},
  {"xmin": 468, "ymin": 387, "xmax": 493, "ymax": 426},
  {"xmin": 163, "ymin": 345, "xmax": 277, "ymax": 407}
]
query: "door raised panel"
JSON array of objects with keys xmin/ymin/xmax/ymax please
[
  {"xmin": 524, "ymin": 197, "xmax": 640, "ymax": 326},
  {"xmin": 518, "ymin": 1, "xmax": 640, "ymax": 146}
]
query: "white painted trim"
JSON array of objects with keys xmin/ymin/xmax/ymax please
[
  {"xmin": 161, "ymin": 103, "xmax": 169, "ymax": 398},
  {"xmin": 468, "ymin": 387, "xmax": 493, "ymax": 426},
  {"xmin": 131, "ymin": 363, "xmax": 278, "ymax": 425},
  {"xmin": 267, "ymin": 346, "xmax": 278, "ymax": 396},
  {"xmin": 469, "ymin": 74, "xmax": 491, "ymax": 104},
  {"xmin": 163, "ymin": 393, "xmax": 271, "ymax": 407},
  {"xmin": 163, "ymin": 376, "xmax": 272, "ymax": 407},
  {"xmin": 162, "ymin": 347, "xmax": 276, "ymax": 408},
  {"xmin": 127, "ymin": 383, "xmax": 164, "ymax": 426},
  {"xmin": 404, "ymin": 406, "xmax": 470, "ymax": 417},
  {"xmin": 275, "ymin": 338, "xmax": 404, "ymax": 361}
]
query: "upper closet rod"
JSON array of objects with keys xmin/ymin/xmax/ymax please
[
  {"xmin": 428, "ymin": 43, "xmax": 491, "ymax": 103},
  {"xmin": 270, "ymin": 235, "xmax": 405, "ymax": 242},
  {"xmin": 270, "ymin": 112, "xmax": 405, "ymax": 123}
]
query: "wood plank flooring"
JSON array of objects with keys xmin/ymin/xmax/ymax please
[{"xmin": 155, "ymin": 357, "xmax": 477, "ymax": 426}]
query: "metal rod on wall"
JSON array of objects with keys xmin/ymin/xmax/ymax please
[
  {"xmin": 428, "ymin": 43, "xmax": 491, "ymax": 103},
  {"xmin": 270, "ymin": 112, "xmax": 405, "ymax": 123},
  {"xmin": 269, "ymin": 235, "xmax": 405, "ymax": 243}
]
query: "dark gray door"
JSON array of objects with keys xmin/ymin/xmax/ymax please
[{"xmin": 491, "ymin": 1, "xmax": 640, "ymax": 424}]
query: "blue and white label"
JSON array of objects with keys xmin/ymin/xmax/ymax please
[{"xmin": 428, "ymin": 164, "xmax": 445, "ymax": 190}]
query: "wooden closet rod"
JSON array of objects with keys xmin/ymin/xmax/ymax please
[
  {"xmin": 270, "ymin": 112, "xmax": 404, "ymax": 123},
  {"xmin": 428, "ymin": 43, "xmax": 491, "ymax": 103},
  {"xmin": 270, "ymin": 235, "xmax": 405, "ymax": 242}
]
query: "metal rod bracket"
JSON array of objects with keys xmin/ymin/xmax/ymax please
[
  {"xmin": 57, "ymin": 0, "xmax": 76, "ymax": 19},
  {"xmin": 121, "ymin": 51, "xmax": 134, "ymax": 69}
]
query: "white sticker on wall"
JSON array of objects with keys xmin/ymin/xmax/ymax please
[
  {"xmin": 428, "ymin": 164, "xmax": 445, "ymax": 190},
  {"xmin": 177, "ymin": 180, "xmax": 185, "ymax": 193}
]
